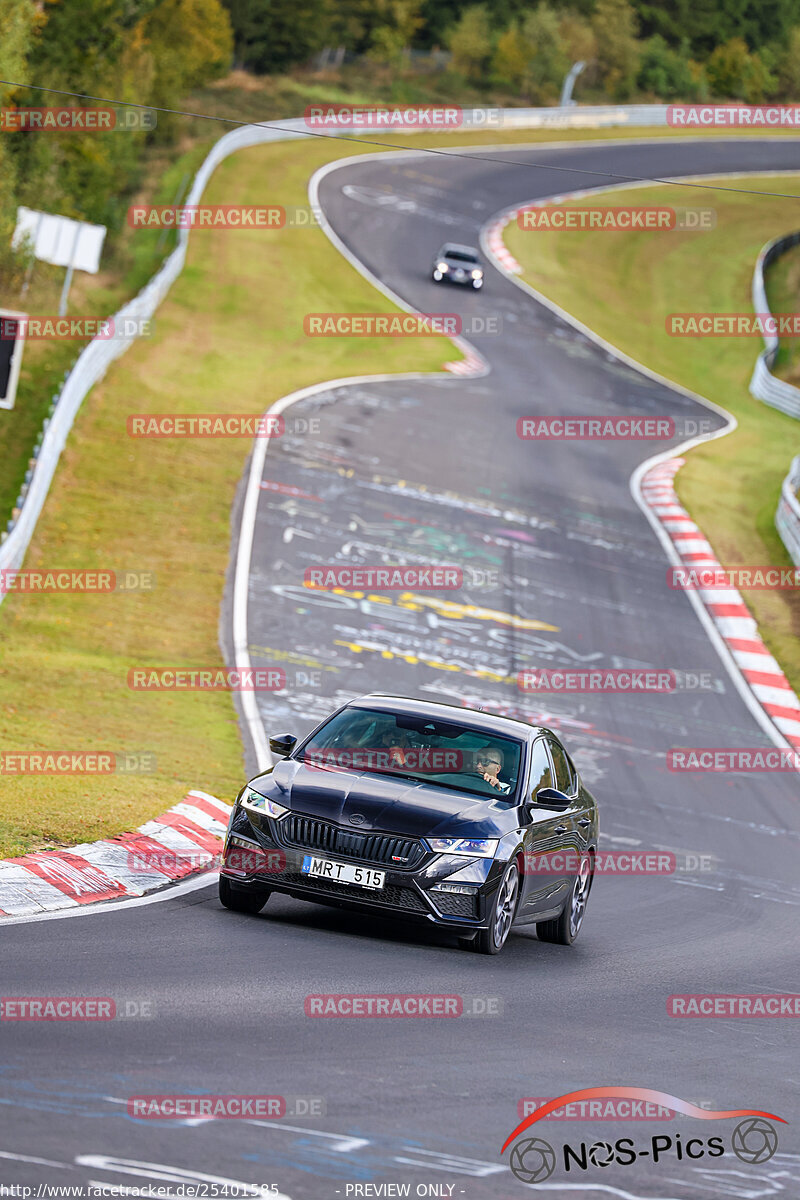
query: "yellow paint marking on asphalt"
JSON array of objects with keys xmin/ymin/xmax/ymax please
[
  {"xmin": 334, "ymin": 640, "xmax": 516, "ymax": 684},
  {"xmin": 322, "ymin": 588, "xmax": 559, "ymax": 631},
  {"xmin": 405, "ymin": 593, "xmax": 559, "ymax": 631}
]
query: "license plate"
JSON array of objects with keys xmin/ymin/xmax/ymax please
[
  {"xmin": 301, "ymin": 855, "xmax": 385, "ymax": 890},
  {"xmin": 455, "ymin": 269, "xmax": 465, "ymax": 279}
]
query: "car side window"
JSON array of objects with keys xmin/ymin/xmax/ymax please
[
  {"xmin": 547, "ymin": 737, "xmax": 574, "ymax": 794},
  {"xmin": 529, "ymin": 738, "xmax": 553, "ymax": 797}
]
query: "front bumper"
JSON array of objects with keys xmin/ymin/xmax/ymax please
[
  {"xmin": 221, "ymin": 809, "xmax": 499, "ymax": 930},
  {"xmin": 433, "ymin": 270, "xmax": 482, "ymax": 287}
]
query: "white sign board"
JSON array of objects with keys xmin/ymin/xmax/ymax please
[
  {"xmin": 0, "ymin": 307, "xmax": 27, "ymax": 411},
  {"xmin": 13, "ymin": 207, "xmax": 106, "ymax": 274}
]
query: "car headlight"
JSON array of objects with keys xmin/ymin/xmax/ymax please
[
  {"xmin": 437, "ymin": 261, "xmax": 449, "ymax": 271},
  {"xmin": 471, "ymin": 269, "xmax": 483, "ymax": 278},
  {"xmin": 241, "ymin": 787, "xmax": 287, "ymax": 819},
  {"xmin": 427, "ymin": 837, "xmax": 498, "ymax": 858}
]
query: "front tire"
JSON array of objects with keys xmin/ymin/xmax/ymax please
[
  {"xmin": 219, "ymin": 874, "xmax": 270, "ymax": 914},
  {"xmin": 537, "ymin": 852, "xmax": 594, "ymax": 945},
  {"xmin": 460, "ymin": 860, "xmax": 520, "ymax": 955}
]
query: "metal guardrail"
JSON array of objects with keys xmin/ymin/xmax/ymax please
[
  {"xmin": 776, "ymin": 455, "xmax": 800, "ymax": 568},
  {"xmin": 496, "ymin": 104, "xmax": 669, "ymax": 128},
  {"xmin": 746, "ymin": 231, "xmax": 800, "ymax": 563},
  {"xmin": 0, "ymin": 103, "xmax": 673, "ymax": 597},
  {"xmin": 749, "ymin": 230, "xmax": 800, "ymax": 420}
]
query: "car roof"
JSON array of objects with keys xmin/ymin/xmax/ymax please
[
  {"xmin": 439, "ymin": 243, "xmax": 480, "ymax": 257},
  {"xmin": 348, "ymin": 694, "xmax": 546, "ymax": 740}
]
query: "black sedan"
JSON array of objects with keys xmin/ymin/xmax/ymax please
[
  {"xmin": 431, "ymin": 243, "xmax": 484, "ymax": 289},
  {"xmin": 219, "ymin": 695, "xmax": 598, "ymax": 954}
]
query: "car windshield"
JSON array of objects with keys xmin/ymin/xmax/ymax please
[
  {"xmin": 442, "ymin": 248, "xmax": 478, "ymax": 263},
  {"xmin": 296, "ymin": 706, "xmax": 522, "ymax": 800}
]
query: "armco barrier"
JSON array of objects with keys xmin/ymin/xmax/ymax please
[
  {"xmin": 0, "ymin": 103, "xmax": 671, "ymax": 598},
  {"xmin": 749, "ymin": 230, "xmax": 800, "ymax": 420},
  {"xmin": 776, "ymin": 455, "xmax": 800, "ymax": 568}
]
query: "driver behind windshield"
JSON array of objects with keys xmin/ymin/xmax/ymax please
[
  {"xmin": 471, "ymin": 745, "xmax": 512, "ymax": 794},
  {"xmin": 377, "ymin": 727, "xmax": 413, "ymax": 766}
]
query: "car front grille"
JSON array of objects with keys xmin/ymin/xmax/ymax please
[
  {"xmin": 278, "ymin": 815, "xmax": 426, "ymax": 870},
  {"xmin": 273, "ymin": 870, "xmax": 428, "ymax": 912}
]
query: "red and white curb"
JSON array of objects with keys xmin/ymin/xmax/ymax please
[
  {"xmin": 0, "ymin": 790, "xmax": 231, "ymax": 918},
  {"xmin": 485, "ymin": 216, "xmax": 522, "ymax": 275},
  {"xmin": 641, "ymin": 459, "xmax": 800, "ymax": 754},
  {"xmin": 444, "ymin": 347, "xmax": 485, "ymax": 377}
]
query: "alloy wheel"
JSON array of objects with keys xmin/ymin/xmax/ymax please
[
  {"xmin": 569, "ymin": 855, "xmax": 592, "ymax": 938},
  {"xmin": 493, "ymin": 863, "xmax": 519, "ymax": 948}
]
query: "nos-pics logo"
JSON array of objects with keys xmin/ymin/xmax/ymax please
[{"xmin": 502, "ymin": 1087, "xmax": 784, "ymax": 1185}]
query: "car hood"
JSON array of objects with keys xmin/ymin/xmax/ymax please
[{"xmin": 249, "ymin": 759, "xmax": 512, "ymax": 838}]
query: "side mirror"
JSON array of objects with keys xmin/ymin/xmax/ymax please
[
  {"xmin": 529, "ymin": 786, "xmax": 572, "ymax": 812},
  {"xmin": 269, "ymin": 733, "xmax": 297, "ymax": 759}
]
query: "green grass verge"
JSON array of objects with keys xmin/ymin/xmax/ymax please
[{"xmin": 505, "ymin": 175, "xmax": 800, "ymax": 697}]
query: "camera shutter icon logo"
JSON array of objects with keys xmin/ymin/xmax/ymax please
[
  {"xmin": 732, "ymin": 1118, "xmax": 778, "ymax": 1165},
  {"xmin": 509, "ymin": 1137, "xmax": 557, "ymax": 1184}
]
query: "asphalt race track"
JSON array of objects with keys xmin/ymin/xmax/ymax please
[{"xmin": 2, "ymin": 138, "xmax": 800, "ymax": 1197}]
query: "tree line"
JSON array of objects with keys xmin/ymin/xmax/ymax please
[
  {"xmin": 227, "ymin": 0, "xmax": 800, "ymax": 103},
  {"xmin": 0, "ymin": 0, "xmax": 232, "ymax": 280}
]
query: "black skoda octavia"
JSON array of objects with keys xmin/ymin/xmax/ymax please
[{"xmin": 219, "ymin": 695, "xmax": 598, "ymax": 954}]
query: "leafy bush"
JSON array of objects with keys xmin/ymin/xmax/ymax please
[
  {"xmin": 446, "ymin": 5, "xmax": 493, "ymax": 86},
  {"xmin": 637, "ymin": 34, "xmax": 703, "ymax": 100},
  {"xmin": 707, "ymin": 37, "xmax": 777, "ymax": 103},
  {"xmin": 593, "ymin": 0, "xmax": 640, "ymax": 100}
]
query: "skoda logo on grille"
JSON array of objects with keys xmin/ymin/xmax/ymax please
[{"xmin": 349, "ymin": 813, "xmax": 366, "ymax": 825}]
